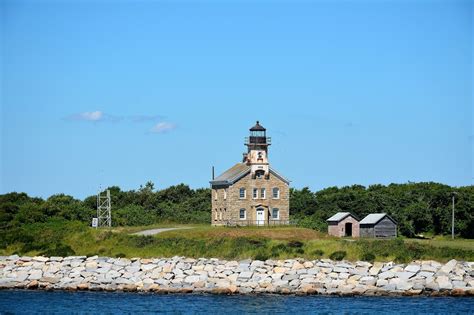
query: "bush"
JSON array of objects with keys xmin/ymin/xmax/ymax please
[
  {"xmin": 360, "ymin": 252, "xmax": 376, "ymax": 262},
  {"xmin": 329, "ymin": 250, "xmax": 346, "ymax": 261},
  {"xmin": 287, "ymin": 240, "xmax": 304, "ymax": 248},
  {"xmin": 311, "ymin": 249, "xmax": 324, "ymax": 257}
]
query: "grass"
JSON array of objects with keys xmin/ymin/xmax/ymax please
[{"xmin": 2, "ymin": 222, "xmax": 473, "ymax": 263}]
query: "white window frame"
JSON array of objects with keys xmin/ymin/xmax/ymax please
[
  {"xmin": 253, "ymin": 188, "xmax": 258, "ymax": 199},
  {"xmin": 219, "ymin": 209, "xmax": 223, "ymax": 220},
  {"xmin": 214, "ymin": 190, "xmax": 218, "ymax": 200},
  {"xmin": 272, "ymin": 208, "xmax": 280, "ymax": 220},
  {"xmin": 272, "ymin": 187, "xmax": 280, "ymax": 199},
  {"xmin": 224, "ymin": 189, "xmax": 227, "ymax": 200},
  {"xmin": 261, "ymin": 188, "xmax": 266, "ymax": 199},
  {"xmin": 239, "ymin": 188, "xmax": 246, "ymax": 199},
  {"xmin": 239, "ymin": 208, "xmax": 246, "ymax": 220}
]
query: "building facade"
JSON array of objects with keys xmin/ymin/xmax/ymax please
[
  {"xmin": 210, "ymin": 121, "xmax": 290, "ymax": 226},
  {"xmin": 327, "ymin": 212, "xmax": 360, "ymax": 237},
  {"xmin": 359, "ymin": 213, "xmax": 397, "ymax": 238}
]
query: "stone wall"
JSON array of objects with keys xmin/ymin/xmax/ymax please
[{"xmin": 1, "ymin": 255, "xmax": 473, "ymax": 296}]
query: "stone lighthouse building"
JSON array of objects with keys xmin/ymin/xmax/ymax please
[{"xmin": 210, "ymin": 121, "xmax": 290, "ymax": 226}]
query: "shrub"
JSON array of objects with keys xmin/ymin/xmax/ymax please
[
  {"xmin": 329, "ymin": 250, "xmax": 346, "ymax": 261},
  {"xmin": 115, "ymin": 252, "xmax": 127, "ymax": 258},
  {"xmin": 41, "ymin": 243, "xmax": 75, "ymax": 257},
  {"xmin": 254, "ymin": 251, "xmax": 269, "ymax": 261},
  {"xmin": 287, "ymin": 240, "xmax": 304, "ymax": 248},
  {"xmin": 360, "ymin": 252, "xmax": 376, "ymax": 262},
  {"xmin": 311, "ymin": 249, "xmax": 324, "ymax": 257}
]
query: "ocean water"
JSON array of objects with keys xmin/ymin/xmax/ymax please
[{"xmin": 0, "ymin": 290, "xmax": 473, "ymax": 314}]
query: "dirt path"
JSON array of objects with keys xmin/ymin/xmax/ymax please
[{"xmin": 131, "ymin": 227, "xmax": 192, "ymax": 236}]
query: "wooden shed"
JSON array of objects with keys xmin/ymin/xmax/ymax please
[
  {"xmin": 359, "ymin": 213, "xmax": 397, "ymax": 238},
  {"xmin": 326, "ymin": 212, "xmax": 360, "ymax": 237}
]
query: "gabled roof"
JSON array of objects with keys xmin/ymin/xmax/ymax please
[
  {"xmin": 327, "ymin": 212, "xmax": 352, "ymax": 222},
  {"xmin": 210, "ymin": 163, "xmax": 290, "ymax": 186},
  {"xmin": 210, "ymin": 163, "xmax": 250, "ymax": 186},
  {"xmin": 360, "ymin": 213, "xmax": 397, "ymax": 225}
]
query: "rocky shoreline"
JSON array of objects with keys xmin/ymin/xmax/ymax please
[{"xmin": 1, "ymin": 255, "xmax": 473, "ymax": 296}]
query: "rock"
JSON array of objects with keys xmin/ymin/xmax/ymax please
[
  {"xmin": 239, "ymin": 271, "xmax": 253, "ymax": 279},
  {"xmin": 369, "ymin": 262, "xmax": 383, "ymax": 276},
  {"xmin": 378, "ymin": 271, "xmax": 394, "ymax": 280},
  {"xmin": 396, "ymin": 280, "xmax": 413, "ymax": 291},
  {"xmin": 29, "ymin": 270, "xmax": 43, "ymax": 280},
  {"xmin": 184, "ymin": 275, "xmax": 200, "ymax": 283},
  {"xmin": 27, "ymin": 280, "xmax": 39, "ymax": 289},
  {"xmin": 404, "ymin": 264, "xmax": 420, "ymax": 274},
  {"xmin": 33, "ymin": 256, "xmax": 49, "ymax": 262},
  {"xmin": 436, "ymin": 276, "xmax": 453, "ymax": 290},
  {"xmin": 396, "ymin": 272, "xmax": 415, "ymax": 280},
  {"xmin": 439, "ymin": 259, "xmax": 457, "ymax": 275}
]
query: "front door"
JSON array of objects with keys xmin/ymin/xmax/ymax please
[{"xmin": 256, "ymin": 208, "xmax": 265, "ymax": 226}]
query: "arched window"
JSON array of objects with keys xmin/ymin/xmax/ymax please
[
  {"xmin": 239, "ymin": 188, "xmax": 246, "ymax": 199},
  {"xmin": 272, "ymin": 187, "xmax": 280, "ymax": 199},
  {"xmin": 239, "ymin": 208, "xmax": 246, "ymax": 220},
  {"xmin": 255, "ymin": 170, "xmax": 265, "ymax": 178}
]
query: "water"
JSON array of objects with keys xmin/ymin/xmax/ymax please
[{"xmin": 0, "ymin": 290, "xmax": 473, "ymax": 314}]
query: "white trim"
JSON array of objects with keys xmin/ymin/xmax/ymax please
[
  {"xmin": 271, "ymin": 208, "xmax": 280, "ymax": 220},
  {"xmin": 261, "ymin": 188, "xmax": 266, "ymax": 199},
  {"xmin": 239, "ymin": 188, "xmax": 246, "ymax": 199},
  {"xmin": 272, "ymin": 187, "xmax": 280, "ymax": 199},
  {"xmin": 252, "ymin": 188, "xmax": 258, "ymax": 199},
  {"xmin": 223, "ymin": 189, "xmax": 227, "ymax": 200},
  {"xmin": 239, "ymin": 208, "xmax": 246, "ymax": 220}
]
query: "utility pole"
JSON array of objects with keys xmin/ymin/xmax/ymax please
[{"xmin": 451, "ymin": 192, "xmax": 457, "ymax": 239}]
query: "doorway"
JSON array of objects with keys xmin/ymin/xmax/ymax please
[
  {"xmin": 256, "ymin": 208, "xmax": 265, "ymax": 226},
  {"xmin": 345, "ymin": 222, "xmax": 352, "ymax": 237}
]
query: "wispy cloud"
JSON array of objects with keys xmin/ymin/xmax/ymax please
[
  {"xmin": 65, "ymin": 111, "xmax": 177, "ymax": 134},
  {"xmin": 65, "ymin": 111, "xmax": 121, "ymax": 122},
  {"xmin": 149, "ymin": 122, "xmax": 177, "ymax": 134}
]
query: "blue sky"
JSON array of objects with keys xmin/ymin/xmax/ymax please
[{"xmin": 1, "ymin": 0, "xmax": 473, "ymax": 199}]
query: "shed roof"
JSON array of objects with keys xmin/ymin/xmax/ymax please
[
  {"xmin": 360, "ymin": 213, "xmax": 397, "ymax": 225},
  {"xmin": 326, "ymin": 212, "xmax": 354, "ymax": 222}
]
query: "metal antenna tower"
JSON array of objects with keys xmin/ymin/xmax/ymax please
[{"xmin": 97, "ymin": 189, "xmax": 112, "ymax": 227}]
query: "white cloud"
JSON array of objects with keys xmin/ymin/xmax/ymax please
[
  {"xmin": 65, "ymin": 111, "xmax": 122, "ymax": 122},
  {"xmin": 149, "ymin": 122, "xmax": 176, "ymax": 134},
  {"xmin": 78, "ymin": 111, "xmax": 103, "ymax": 121}
]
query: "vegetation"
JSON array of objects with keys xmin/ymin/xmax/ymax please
[
  {"xmin": 1, "ymin": 223, "xmax": 472, "ymax": 263},
  {"xmin": 291, "ymin": 182, "xmax": 474, "ymax": 238},
  {"xmin": 0, "ymin": 181, "xmax": 473, "ymax": 262}
]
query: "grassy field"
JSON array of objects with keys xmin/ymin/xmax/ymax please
[{"xmin": 2, "ymin": 222, "xmax": 473, "ymax": 263}]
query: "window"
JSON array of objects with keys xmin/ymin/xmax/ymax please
[
  {"xmin": 219, "ymin": 209, "xmax": 222, "ymax": 220},
  {"xmin": 214, "ymin": 209, "xmax": 218, "ymax": 220},
  {"xmin": 272, "ymin": 187, "xmax": 280, "ymax": 199},
  {"xmin": 256, "ymin": 170, "xmax": 265, "ymax": 178},
  {"xmin": 224, "ymin": 189, "xmax": 227, "ymax": 200},
  {"xmin": 239, "ymin": 208, "xmax": 246, "ymax": 220},
  {"xmin": 261, "ymin": 188, "xmax": 266, "ymax": 199},
  {"xmin": 253, "ymin": 188, "xmax": 258, "ymax": 199},
  {"xmin": 272, "ymin": 208, "xmax": 279, "ymax": 220},
  {"xmin": 214, "ymin": 190, "xmax": 218, "ymax": 200},
  {"xmin": 239, "ymin": 188, "xmax": 246, "ymax": 199}
]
